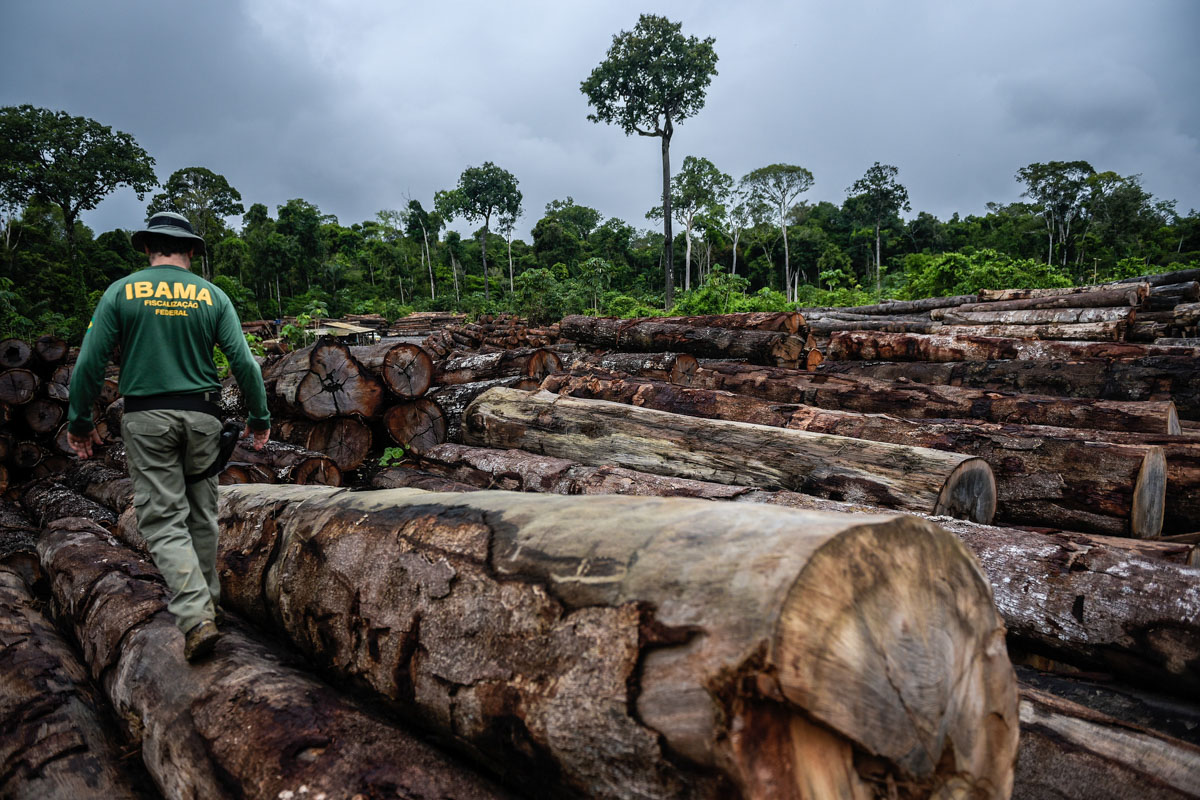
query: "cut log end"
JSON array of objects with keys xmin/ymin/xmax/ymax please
[
  {"xmin": 774, "ymin": 515, "xmax": 1018, "ymax": 797},
  {"xmin": 935, "ymin": 457, "xmax": 998, "ymax": 524},
  {"xmin": 1132, "ymin": 447, "xmax": 1168, "ymax": 540}
]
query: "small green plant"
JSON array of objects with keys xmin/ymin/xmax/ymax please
[
  {"xmin": 378, "ymin": 446, "xmax": 408, "ymax": 466},
  {"xmin": 213, "ymin": 332, "xmax": 268, "ymax": 378}
]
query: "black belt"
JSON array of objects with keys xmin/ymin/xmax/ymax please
[{"xmin": 124, "ymin": 392, "xmax": 223, "ymax": 419}]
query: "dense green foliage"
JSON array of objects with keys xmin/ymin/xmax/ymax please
[{"xmin": 2, "ymin": 96, "xmax": 1198, "ymax": 344}]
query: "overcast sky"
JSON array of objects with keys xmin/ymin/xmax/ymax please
[{"xmin": 3, "ymin": 0, "xmax": 1198, "ymax": 241}]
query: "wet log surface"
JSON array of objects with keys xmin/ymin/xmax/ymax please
[
  {"xmin": 274, "ymin": 416, "xmax": 372, "ymax": 471},
  {"xmin": 40, "ymin": 518, "xmax": 513, "ymax": 800},
  {"xmin": 465, "ymin": 387, "xmax": 997, "ymax": 521},
  {"xmin": 654, "ymin": 311, "xmax": 807, "ymax": 334},
  {"xmin": 571, "ymin": 351, "xmax": 700, "ymax": 385},
  {"xmin": 215, "ymin": 483, "xmax": 1018, "ymax": 800},
  {"xmin": 20, "ymin": 480, "xmax": 116, "ymax": 530},
  {"xmin": 827, "ymin": 329, "xmax": 1200, "ymax": 362},
  {"xmin": 954, "ymin": 286, "xmax": 1145, "ymax": 311},
  {"xmin": 433, "ymin": 347, "xmax": 562, "ymax": 385},
  {"xmin": 58, "ymin": 460, "xmax": 134, "ymax": 512},
  {"xmin": 349, "ymin": 341, "xmax": 433, "ymax": 398},
  {"xmin": 932, "ymin": 320, "xmax": 1127, "ymax": 341},
  {"xmin": 0, "ymin": 564, "xmax": 148, "ymax": 800},
  {"xmin": 692, "ymin": 360, "xmax": 1182, "ymax": 434},
  {"xmin": 227, "ymin": 438, "xmax": 342, "ymax": 486},
  {"xmin": 543, "ymin": 370, "xmax": 1166, "ymax": 537},
  {"xmin": 932, "ymin": 306, "xmax": 1135, "ymax": 325},
  {"xmin": 382, "ymin": 396, "xmax": 447, "ymax": 454},
  {"xmin": 817, "ymin": 355, "xmax": 1200, "ymax": 420},
  {"xmin": 428, "ymin": 376, "xmax": 539, "ymax": 443},
  {"xmin": 560, "ymin": 315, "xmax": 808, "ymax": 367},
  {"xmin": 1014, "ymin": 686, "xmax": 1200, "ymax": 800},
  {"xmin": 0, "ymin": 369, "xmax": 39, "ymax": 406}
]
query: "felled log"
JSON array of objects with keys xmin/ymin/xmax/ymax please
[
  {"xmin": 573, "ymin": 351, "xmax": 700, "ymax": 385},
  {"xmin": 654, "ymin": 311, "xmax": 807, "ymax": 335},
  {"xmin": 0, "ymin": 564, "xmax": 145, "ymax": 800},
  {"xmin": 227, "ymin": 438, "xmax": 342, "ymax": 486},
  {"xmin": 41, "ymin": 519, "xmax": 512, "ymax": 800},
  {"xmin": 932, "ymin": 306, "xmax": 1135, "ymax": 325},
  {"xmin": 1158, "ymin": 338, "xmax": 1200, "ymax": 347},
  {"xmin": 273, "ymin": 416, "xmax": 372, "ymax": 471},
  {"xmin": 263, "ymin": 340, "xmax": 386, "ymax": 419},
  {"xmin": 21, "ymin": 396, "xmax": 64, "ymax": 435},
  {"xmin": 20, "ymin": 481, "xmax": 116, "ymax": 530},
  {"xmin": 691, "ymin": 361, "xmax": 1182, "ymax": 434},
  {"xmin": 0, "ymin": 338, "xmax": 32, "ymax": 369},
  {"xmin": 349, "ymin": 341, "xmax": 433, "ymax": 398},
  {"xmin": 427, "ymin": 376, "xmax": 539, "ymax": 443},
  {"xmin": 560, "ymin": 315, "xmax": 808, "ymax": 367},
  {"xmin": 816, "ymin": 355, "xmax": 1200, "ymax": 420},
  {"xmin": 218, "ymin": 463, "xmax": 273, "ymax": 485},
  {"xmin": 58, "ymin": 460, "xmax": 133, "ymax": 512},
  {"xmin": 382, "ymin": 397, "xmax": 446, "ymax": 454},
  {"xmin": 799, "ymin": 294, "xmax": 977, "ymax": 315},
  {"xmin": 808, "ymin": 318, "xmax": 936, "ymax": 335},
  {"xmin": 827, "ymin": 330, "xmax": 1200, "ymax": 362},
  {"xmin": 46, "ymin": 364, "xmax": 71, "ymax": 401},
  {"xmin": 979, "ymin": 282, "xmax": 1151, "ymax": 302},
  {"xmin": 10, "ymin": 441, "xmax": 46, "ymax": 471},
  {"xmin": 1117, "ymin": 268, "xmax": 1200, "ymax": 287},
  {"xmin": 216, "ymin": 483, "xmax": 1018, "ymax": 799},
  {"xmin": 433, "ymin": 347, "xmax": 562, "ymax": 385},
  {"xmin": 465, "ymin": 388, "xmax": 997, "ymax": 521},
  {"xmin": 932, "ymin": 320, "xmax": 1127, "ymax": 341},
  {"xmin": 544, "ymin": 371, "xmax": 1166, "ymax": 537},
  {"xmin": 32, "ymin": 335, "xmax": 68, "ymax": 368},
  {"xmin": 1145, "ymin": 281, "xmax": 1200, "ymax": 311},
  {"xmin": 955, "ymin": 285, "xmax": 1145, "ymax": 311},
  {"xmin": 1014, "ymin": 687, "xmax": 1200, "ymax": 800},
  {"xmin": 28, "ymin": 456, "xmax": 69, "ymax": 483},
  {"xmin": 0, "ymin": 369, "xmax": 39, "ymax": 406},
  {"xmin": 370, "ymin": 465, "xmax": 483, "ymax": 492}
]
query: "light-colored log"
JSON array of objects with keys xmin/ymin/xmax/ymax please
[
  {"xmin": 931, "ymin": 306, "xmax": 1134, "ymax": 325},
  {"xmin": 826, "ymin": 330, "xmax": 1200, "ymax": 362},
  {"xmin": 560, "ymin": 315, "xmax": 808, "ymax": 367},
  {"xmin": 978, "ymin": 282, "xmax": 1151, "ymax": 302}
]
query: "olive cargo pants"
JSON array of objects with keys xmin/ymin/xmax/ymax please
[{"xmin": 122, "ymin": 409, "xmax": 222, "ymax": 634}]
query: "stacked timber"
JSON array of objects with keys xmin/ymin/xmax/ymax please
[
  {"xmin": 387, "ymin": 310, "xmax": 466, "ymax": 337},
  {"xmin": 0, "ymin": 336, "xmax": 84, "ymax": 490}
]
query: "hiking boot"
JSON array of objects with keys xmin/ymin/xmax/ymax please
[{"xmin": 184, "ymin": 620, "xmax": 220, "ymax": 662}]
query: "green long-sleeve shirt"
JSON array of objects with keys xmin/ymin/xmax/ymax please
[{"xmin": 68, "ymin": 264, "xmax": 270, "ymax": 434}]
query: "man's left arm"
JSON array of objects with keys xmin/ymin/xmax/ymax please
[{"xmin": 67, "ymin": 288, "xmax": 119, "ymax": 457}]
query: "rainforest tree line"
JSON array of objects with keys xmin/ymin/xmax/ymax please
[{"xmin": 2, "ymin": 14, "xmax": 1197, "ymax": 343}]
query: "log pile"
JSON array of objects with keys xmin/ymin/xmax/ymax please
[
  {"xmin": 421, "ymin": 313, "xmax": 561, "ymax": 356},
  {"xmin": 0, "ymin": 335, "xmax": 82, "ymax": 491}
]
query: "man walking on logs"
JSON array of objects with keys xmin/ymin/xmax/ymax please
[{"xmin": 67, "ymin": 212, "xmax": 270, "ymax": 662}]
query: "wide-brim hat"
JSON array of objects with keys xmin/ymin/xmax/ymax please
[{"xmin": 131, "ymin": 211, "xmax": 206, "ymax": 256}]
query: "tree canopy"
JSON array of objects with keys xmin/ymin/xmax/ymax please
[
  {"xmin": 435, "ymin": 162, "xmax": 521, "ymax": 302},
  {"xmin": 146, "ymin": 166, "xmax": 244, "ymax": 279}
]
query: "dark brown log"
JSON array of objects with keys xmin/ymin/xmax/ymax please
[
  {"xmin": 466, "ymin": 387, "xmax": 997, "ymax": 521},
  {"xmin": 1117, "ymin": 268, "xmax": 1200, "ymax": 287},
  {"xmin": 40, "ymin": 519, "xmax": 513, "ymax": 800},
  {"xmin": 58, "ymin": 460, "xmax": 134, "ymax": 512},
  {"xmin": 104, "ymin": 396, "xmax": 124, "ymax": 434},
  {"xmin": 560, "ymin": 315, "xmax": 809, "ymax": 367},
  {"xmin": 1014, "ymin": 687, "xmax": 1200, "ymax": 800},
  {"xmin": 20, "ymin": 481, "xmax": 116, "ymax": 530},
  {"xmin": 273, "ymin": 416, "xmax": 373, "ymax": 471},
  {"xmin": 349, "ymin": 342, "xmax": 433, "ymax": 398},
  {"xmin": 21, "ymin": 396, "xmax": 64, "ymax": 434},
  {"xmin": 816, "ymin": 355, "xmax": 1200, "ymax": 421},
  {"xmin": 370, "ymin": 465, "xmax": 483, "ymax": 492},
  {"xmin": 296, "ymin": 340, "xmax": 386, "ymax": 419},
  {"xmin": 827, "ymin": 329, "xmax": 1200, "ymax": 362},
  {"xmin": 0, "ymin": 369, "xmax": 39, "ymax": 405},
  {"xmin": 1146, "ymin": 281, "xmax": 1200, "ymax": 310},
  {"xmin": 574, "ymin": 351, "xmax": 700, "ymax": 385},
  {"xmin": 0, "ymin": 564, "xmax": 146, "ymax": 800},
  {"xmin": 932, "ymin": 306, "xmax": 1135, "ymax": 325},
  {"xmin": 801, "ymin": 294, "xmax": 980, "ymax": 315},
  {"xmin": 227, "ymin": 438, "xmax": 342, "ymax": 485},
  {"xmin": 808, "ymin": 317, "xmax": 937, "ymax": 335},
  {"xmin": 104, "ymin": 443, "xmax": 126, "ymax": 474},
  {"xmin": 215, "ymin": 483, "xmax": 1018, "ymax": 799},
  {"xmin": 1157, "ymin": 338, "xmax": 1200, "ymax": 347},
  {"xmin": 46, "ymin": 364, "xmax": 71, "ymax": 401},
  {"xmin": 1130, "ymin": 321, "xmax": 1172, "ymax": 342},
  {"xmin": 692, "ymin": 361, "xmax": 1182, "ymax": 434},
  {"xmin": 0, "ymin": 338, "xmax": 32, "ymax": 369},
  {"xmin": 0, "ymin": 402, "xmax": 9, "ymax": 426},
  {"xmin": 428, "ymin": 376, "xmax": 539, "ymax": 443},
  {"xmin": 654, "ymin": 311, "xmax": 807, "ymax": 334},
  {"xmin": 382, "ymin": 397, "xmax": 446, "ymax": 454},
  {"xmin": 32, "ymin": 334, "xmax": 68, "ymax": 368},
  {"xmin": 433, "ymin": 347, "xmax": 562, "ymax": 385},
  {"xmin": 955, "ymin": 286, "xmax": 1145, "ymax": 311},
  {"xmin": 218, "ymin": 463, "xmax": 273, "ymax": 485},
  {"xmin": 0, "ymin": 432, "xmax": 10, "ymax": 462},
  {"xmin": 96, "ymin": 377, "xmax": 120, "ymax": 408},
  {"xmin": 544, "ymin": 371, "xmax": 1166, "ymax": 537},
  {"xmin": 0, "ymin": 502, "xmax": 39, "ymax": 588},
  {"xmin": 11, "ymin": 441, "xmax": 46, "ymax": 470}
]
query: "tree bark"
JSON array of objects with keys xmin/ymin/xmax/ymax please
[
  {"xmin": 827, "ymin": 330, "xmax": 1200, "ymax": 362},
  {"xmin": 808, "ymin": 318, "xmax": 937, "ymax": 335},
  {"xmin": 0, "ymin": 565, "xmax": 147, "ymax": 800},
  {"xmin": 46, "ymin": 364, "xmax": 71, "ymax": 401},
  {"xmin": 227, "ymin": 439, "xmax": 342, "ymax": 486},
  {"xmin": 560, "ymin": 316, "xmax": 808, "ymax": 367},
  {"xmin": 370, "ymin": 465, "xmax": 483, "ymax": 492},
  {"xmin": 273, "ymin": 416, "xmax": 372, "ymax": 472},
  {"xmin": 39, "ymin": 519, "xmax": 513, "ymax": 800},
  {"xmin": 349, "ymin": 342, "xmax": 433, "ymax": 398},
  {"xmin": 213, "ymin": 482, "xmax": 1018, "ymax": 800},
  {"xmin": 816, "ymin": 355, "xmax": 1200, "ymax": 421},
  {"xmin": 296, "ymin": 340, "xmax": 386, "ymax": 419},
  {"xmin": 0, "ymin": 369, "xmax": 39, "ymax": 406},
  {"xmin": 572, "ymin": 351, "xmax": 700, "ymax": 385},
  {"xmin": 543, "ymin": 370, "xmax": 1165, "ymax": 538},
  {"xmin": 427, "ymin": 376, "xmax": 539, "ymax": 443},
  {"xmin": 1115, "ymin": 267, "xmax": 1200, "ymax": 287},
  {"xmin": 382, "ymin": 397, "xmax": 446, "ymax": 454},
  {"xmin": 58, "ymin": 460, "xmax": 134, "ymax": 513},
  {"xmin": 954, "ymin": 286, "xmax": 1145, "ymax": 311},
  {"xmin": 978, "ymin": 282, "xmax": 1151, "ymax": 302},
  {"xmin": 932, "ymin": 306, "xmax": 1135, "ymax": 325},
  {"xmin": 1014, "ymin": 687, "xmax": 1200, "ymax": 800},
  {"xmin": 433, "ymin": 347, "xmax": 561, "ymax": 385},
  {"xmin": 20, "ymin": 480, "xmax": 116, "ymax": 530},
  {"xmin": 932, "ymin": 320, "xmax": 1126, "ymax": 341},
  {"xmin": 692, "ymin": 361, "xmax": 1181, "ymax": 434},
  {"xmin": 465, "ymin": 388, "xmax": 996, "ymax": 521},
  {"xmin": 654, "ymin": 311, "xmax": 807, "ymax": 335}
]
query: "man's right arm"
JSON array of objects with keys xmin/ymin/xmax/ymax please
[{"xmin": 67, "ymin": 287, "xmax": 120, "ymax": 434}]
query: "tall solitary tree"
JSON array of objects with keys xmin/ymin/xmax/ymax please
[
  {"xmin": 146, "ymin": 166, "xmax": 244, "ymax": 280},
  {"xmin": 845, "ymin": 162, "xmax": 910, "ymax": 293},
  {"xmin": 581, "ymin": 14, "xmax": 717, "ymax": 308},
  {"xmin": 647, "ymin": 155, "xmax": 731, "ymax": 292},
  {"xmin": 435, "ymin": 162, "xmax": 521, "ymax": 302},
  {"xmin": 0, "ymin": 104, "xmax": 156, "ymax": 288},
  {"xmin": 741, "ymin": 164, "xmax": 814, "ymax": 301}
]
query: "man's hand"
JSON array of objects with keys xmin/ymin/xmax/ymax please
[
  {"xmin": 243, "ymin": 425, "xmax": 270, "ymax": 451},
  {"xmin": 67, "ymin": 429, "xmax": 104, "ymax": 460}
]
